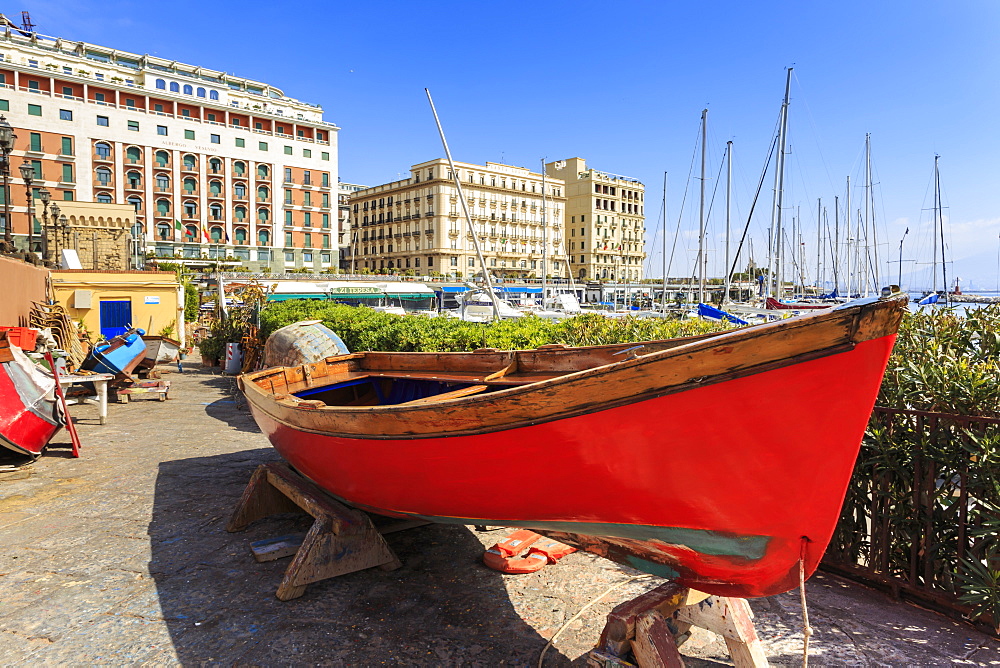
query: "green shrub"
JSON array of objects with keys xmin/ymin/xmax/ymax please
[{"xmin": 258, "ymin": 300, "xmax": 729, "ymax": 353}]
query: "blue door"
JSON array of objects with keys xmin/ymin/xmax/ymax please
[{"xmin": 99, "ymin": 300, "xmax": 132, "ymax": 339}]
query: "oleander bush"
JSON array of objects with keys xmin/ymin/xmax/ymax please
[{"xmin": 832, "ymin": 305, "xmax": 1000, "ymax": 632}]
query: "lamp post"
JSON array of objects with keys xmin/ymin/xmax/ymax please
[
  {"xmin": 0, "ymin": 116, "xmax": 17, "ymax": 249},
  {"xmin": 18, "ymin": 161, "xmax": 34, "ymax": 253},
  {"xmin": 38, "ymin": 187, "xmax": 50, "ymax": 259},
  {"xmin": 48, "ymin": 203, "xmax": 61, "ymax": 266}
]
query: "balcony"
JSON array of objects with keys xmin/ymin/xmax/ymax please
[
  {"xmin": 125, "ymin": 182, "xmax": 142, "ymax": 191},
  {"xmin": 93, "ymin": 153, "xmax": 113, "ymax": 163},
  {"xmin": 154, "ymin": 186, "xmax": 171, "ymax": 192},
  {"xmin": 181, "ymin": 164, "xmax": 199, "ymax": 174},
  {"xmin": 207, "ymin": 191, "xmax": 224, "ymax": 200}
]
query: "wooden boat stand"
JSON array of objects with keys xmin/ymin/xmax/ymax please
[
  {"xmin": 226, "ymin": 462, "xmax": 428, "ymax": 601},
  {"xmin": 588, "ymin": 581, "xmax": 769, "ymax": 667}
]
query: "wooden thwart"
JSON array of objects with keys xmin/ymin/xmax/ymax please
[
  {"xmin": 589, "ymin": 581, "xmax": 769, "ymax": 667},
  {"xmin": 227, "ymin": 462, "xmax": 425, "ymax": 601}
]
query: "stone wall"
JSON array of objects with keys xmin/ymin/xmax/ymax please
[{"xmin": 36, "ymin": 201, "xmax": 133, "ymax": 271}]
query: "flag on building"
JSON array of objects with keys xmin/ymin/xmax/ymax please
[{"xmin": 174, "ymin": 219, "xmax": 182, "ymax": 240}]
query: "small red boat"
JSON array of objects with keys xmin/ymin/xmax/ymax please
[
  {"xmin": 240, "ymin": 293, "xmax": 906, "ymax": 598},
  {"xmin": 0, "ymin": 331, "xmax": 62, "ymax": 457}
]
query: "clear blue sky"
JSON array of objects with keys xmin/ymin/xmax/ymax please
[{"xmin": 22, "ymin": 0, "xmax": 1000, "ymax": 288}]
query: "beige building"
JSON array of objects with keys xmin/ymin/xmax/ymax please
[
  {"xmin": 51, "ymin": 269, "xmax": 183, "ymax": 345},
  {"xmin": 338, "ymin": 181, "xmax": 365, "ymax": 270},
  {"xmin": 545, "ymin": 158, "xmax": 646, "ymax": 281},
  {"xmin": 349, "ymin": 159, "xmax": 567, "ymax": 279}
]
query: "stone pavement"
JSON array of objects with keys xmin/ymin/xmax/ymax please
[{"xmin": 0, "ymin": 365, "xmax": 997, "ymax": 665}]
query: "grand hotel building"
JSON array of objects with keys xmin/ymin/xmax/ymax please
[
  {"xmin": 0, "ymin": 23, "xmax": 338, "ymax": 271},
  {"xmin": 349, "ymin": 159, "xmax": 567, "ymax": 279}
]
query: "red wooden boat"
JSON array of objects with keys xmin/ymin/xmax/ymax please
[
  {"xmin": 240, "ymin": 293, "xmax": 906, "ymax": 598},
  {"xmin": 0, "ymin": 331, "xmax": 62, "ymax": 457}
]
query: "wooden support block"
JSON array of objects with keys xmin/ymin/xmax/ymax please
[
  {"xmin": 632, "ymin": 610, "xmax": 684, "ymax": 668},
  {"xmin": 674, "ymin": 597, "xmax": 768, "ymax": 668},
  {"xmin": 591, "ymin": 585, "xmax": 768, "ymax": 668},
  {"xmin": 228, "ymin": 462, "xmax": 416, "ymax": 601},
  {"xmin": 251, "ymin": 534, "xmax": 305, "ymax": 562}
]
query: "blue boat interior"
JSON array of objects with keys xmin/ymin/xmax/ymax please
[{"xmin": 293, "ymin": 376, "xmax": 495, "ymax": 406}]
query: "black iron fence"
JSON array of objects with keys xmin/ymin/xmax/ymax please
[{"xmin": 823, "ymin": 406, "xmax": 1000, "ymax": 634}]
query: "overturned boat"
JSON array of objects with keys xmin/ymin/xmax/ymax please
[
  {"xmin": 0, "ymin": 331, "xmax": 62, "ymax": 457},
  {"xmin": 240, "ymin": 292, "xmax": 906, "ymax": 598}
]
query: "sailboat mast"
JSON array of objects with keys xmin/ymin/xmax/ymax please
[
  {"xmin": 770, "ymin": 68, "xmax": 792, "ymax": 300},
  {"xmin": 698, "ymin": 108, "xmax": 708, "ymax": 304},
  {"xmin": 425, "ymin": 88, "xmax": 500, "ymax": 320},
  {"xmin": 541, "ymin": 159, "xmax": 548, "ymax": 306},
  {"xmin": 845, "ymin": 176, "xmax": 852, "ymax": 297},
  {"xmin": 833, "ymin": 195, "xmax": 840, "ymax": 294},
  {"xmin": 724, "ymin": 141, "xmax": 732, "ymax": 306},
  {"xmin": 935, "ymin": 155, "xmax": 947, "ymax": 301},
  {"xmin": 816, "ymin": 198, "xmax": 822, "ymax": 294},
  {"xmin": 661, "ymin": 172, "xmax": 668, "ymax": 311}
]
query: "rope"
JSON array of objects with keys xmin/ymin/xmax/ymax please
[
  {"xmin": 799, "ymin": 537, "xmax": 813, "ymax": 667},
  {"xmin": 537, "ymin": 573, "xmax": 652, "ymax": 668}
]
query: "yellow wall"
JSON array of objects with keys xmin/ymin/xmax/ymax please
[{"xmin": 51, "ymin": 270, "xmax": 183, "ymax": 345}]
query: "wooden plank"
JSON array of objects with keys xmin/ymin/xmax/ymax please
[
  {"xmin": 674, "ymin": 597, "xmax": 768, "ymax": 668},
  {"xmin": 251, "ymin": 534, "xmax": 305, "ymax": 562},
  {"xmin": 598, "ymin": 582, "xmax": 689, "ymax": 654},
  {"xmin": 226, "ymin": 465, "xmax": 302, "ymax": 532},
  {"xmin": 632, "ymin": 610, "xmax": 685, "ymax": 668},
  {"xmin": 400, "ymin": 385, "xmax": 490, "ymax": 405}
]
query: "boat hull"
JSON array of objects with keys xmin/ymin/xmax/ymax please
[
  {"xmin": 242, "ymin": 295, "xmax": 906, "ymax": 597},
  {"xmin": 248, "ymin": 332, "xmax": 895, "ymax": 598},
  {"xmin": 0, "ymin": 346, "xmax": 61, "ymax": 456}
]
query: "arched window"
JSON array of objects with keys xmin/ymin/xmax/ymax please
[
  {"xmin": 234, "ymin": 183, "xmax": 247, "ymax": 199},
  {"xmin": 127, "ymin": 196, "xmax": 142, "ymax": 212},
  {"xmin": 95, "ymin": 167, "xmax": 112, "ymax": 185},
  {"xmin": 156, "ymin": 222, "xmax": 171, "ymax": 240},
  {"xmin": 183, "ymin": 84, "xmax": 193, "ymax": 95},
  {"xmin": 235, "ymin": 227, "xmax": 248, "ymax": 244},
  {"xmin": 257, "ymin": 164, "xmax": 269, "ymax": 178},
  {"xmin": 256, "ymin": 186, "xmax": 269, "ymax": 200},
  {"xmin": 169, "ymin": 82, "xmax": 179, "ymax": 92},
  {"xmin": 155, "ymin": 174, "xmax": 170, "ymax": 190},
  {"xmin": 95, "ymin": 142, "xmax": 111, "ymax": 159},
  {"xmin": 183, "ymin": 201, "xmax": 197, "ymax": 218},
  {"xmin": 234, "ymin": 206, "xmax": 247, "ymax": 221},
  {"xmin": 126, "ymin": 146, "xmax": 142, "ymax": 163},
  {"xmin": 184, "ymin": 224, "xmax": 198, "ymax": 239},
  {"xmin": 182, "ymin": 154, "xmax": 197, "ymax": 170},
  {"xmin": 183, "ymin": 177, "xmax": 197, "ymax": 193},
  {"xmin": 155, "ymin": 79, "xmax": 166, "ymax": 90},
  {"xmin": 209, "ymin": 158, "xmax": 222, "ymax": 173},
  {"xmin": 257, "ymin": 228, "xmax": 270, "ymax": 245},
  {"xmin": 257, "ymin": 208, "xmax": 269, "ymax": 222},
  {"xmin": 127, "ymin": 171, "xmax": 142, "ymax": 188},
  {"xmin": 209, "ymin": 90, "xmax": 219, "ymax": 101},
  {"xmin": 233, "ymin": 161, "xmax": 246, "ymax": 175},
  {"xmin": 196, "ymin": 87, "xmax": 206, "ymax": 98},
  {"xmin": 96, "ymin": 192, "xmax": 112, "ymax": 204},
  {"xmin": 156, "ymin": 199, "xmax": 171, "ymax": 214},
  {"xmin": 210, "ymin": 226, "xmax": 223, "ymax": 242},
  {"xmin": 209, "ymin": 203, "xmax": 223, "ymax": 219},
  {"xmin": 209, "ymin": 180, "xmax": 222, "ymax": 195},
  {"xmin": 155, "ymin": 150, "xmax": 169, "ymax": 167}
]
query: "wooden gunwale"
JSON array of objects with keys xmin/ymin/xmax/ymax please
[{"xmin": 241, "ymin": 296, "xmax": 906, "ymax": 440}]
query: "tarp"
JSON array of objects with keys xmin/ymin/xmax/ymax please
[
  {"xmin": 698, "ymin": 303, "xmax": 749, "ymax": 325},
  {"xmin": 918, "ymin": 293, "xmax": 941, "ymax": 306}
]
